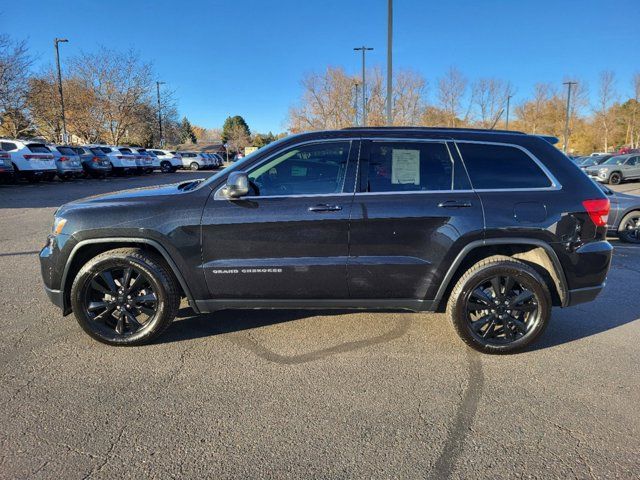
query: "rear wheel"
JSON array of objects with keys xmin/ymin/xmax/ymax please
[
  {"xmin": 190, "ymin": 162, "xmax": 200, "ymax": 171},
  {"xmin": 70, "ymin": 248, "xmax": 180, "ymax": 346},
  {"xmin": 618, "ymin": 211, "xmax": 640, "ymax": 243},
  {"xmin": 160, "ymin": 161, "xmax": 173, "ymax": 173},
  {"xmin": 608, "ymin": 172, "xmax": 622, "ymax": 185},
  {"xmin": 447, "ymin": 255, "xmax": 551, "ymax": 354}
]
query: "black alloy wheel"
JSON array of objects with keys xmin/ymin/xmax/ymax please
[
  {"xmin": 464, "ymin": 275, "xmax": 541, "ymax": 345},
  {"xmin": 83, "ymin": 266, "xmax": 158, "ymax": 336},
  {"xmin": 447, "ymin": 256, "xmax": 551, "ymax": 354},
  {"xmin": 619, "ymin": 211, "xmax": 640, "ymax": 243},
  {"xmin": 70, "ymin": 248, "xmax": 180, "ymax": 345},
  {"xmin": 160, "ymin": 161, "xmax": 172, "ymax": 173}
]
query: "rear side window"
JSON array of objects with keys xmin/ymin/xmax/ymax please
[
  {"xmin": 457, "ymin": 143, "xmax": 552, "ymax": 189},
  {"xmin": 1, "ymin": 142, "xmax": 17, "ymax": 151},
  {"xmin": 27, "ymin": 144, "xmax": 51, "ymax": 153},
  {"xmin": 367, "ymin": 141, "xmax": 456, "ymax": 192}
]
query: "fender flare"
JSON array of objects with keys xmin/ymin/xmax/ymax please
[
  {"xmin": 60, "ymin": 237, "xmax": 199, "ymax": 314},
  {"xmin": 432, "ymin": 238, "xmax": 569, "ymax": 309}
]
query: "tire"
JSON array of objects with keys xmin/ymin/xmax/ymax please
[
  {"xmin": 618, "ymin": 211, "xmax": 640, "ymax": 243},
  {"xmin": 70, "ymin": 248, "xmax": 181, "ymax": 346},
  {"xmin": 608, "ymin": 172, "xmax": 622, "ymax": 185},
  {"xmin": 447, "ymin": 255, "xmax": 552, "ymax": 354},
  {"xmin": 160, "ymin": 161, "xmax": 172, "ymax": 173},
  {"xmin": 190, "ymin": 162, "xmax": 200, "ymax": 171}
]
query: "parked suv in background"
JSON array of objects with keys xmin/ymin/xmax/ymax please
[
  {"xmin": 122, "ymin": 147, "xmax": 154, "ymax": 174},
  {"xmin": 0, "ymin": 139, "xmax": 57, "ymax": 182},
  {"xmin": 586, "ymin": 154, "xmax": 640, "ymax": 184},
  {"xmin": 48, "ymin": 145, "xmax": 84, "ymax": 180},
  {"xmin": 147, "ymin": 149, "xmax": 182, "ymax": 173},
  {"xmin": 178, "ymin": 151, "xmax": 208, "ymax": 170},
  {"xmin": 40, "ymin": 127, "xmax": 612, "ymax": 353},
  {"xmin": 73, "ymin": 146, "xmax": 112, "ymax": 178},
  {"xmin": 88, "ymin": 145, "xmax": 137, "ymax": 174}
]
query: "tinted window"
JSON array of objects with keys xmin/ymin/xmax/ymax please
[
  {"xmin": 98, "ymin": 147, "xmax": 112, "ymax": 154},
  {"xmin": 119, "ymin": 148, "xmax": 133, "ymax": 154},
  {"xmin": 367, "ymin": 142, "xmax": 455, "ymax": 192},
  {"xmin": 457, "ymin": 143, "xmax": 552, "ymax": 189},
  {"xmin": 56, "ymin": 146, "xmax": 76, "ymax": 155},
  {"xmin": 1, "ymin": 142, "xmax": 17, "ymax": 151},
  {"xmin": 27, "ymin": 144, "xmax": 51, "ymax": 153},
  {"xmin": 248, "ymin": 142, "xmax": 350, "ymax": 196},
  {"xmin": 89, "ymin": 148, "xmax": 106, "ymax": 156}
]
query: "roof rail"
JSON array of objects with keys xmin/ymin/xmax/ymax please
[{"xmin": 340, "ymin": 126, "xmax": 525, "ymax": 135}]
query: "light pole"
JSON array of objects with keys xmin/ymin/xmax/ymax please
[
  {"xmin": 354, "ymin": 46, "xmax": 373, "ymax": 126},
  {"xmin": 563, "ymin": 81, "xmax": 577, "ymax": 153},
  {"xmin": 505, "ymin": 94, "xmax": 513, "ymax": 130},
  {"xmin": 54, "ymin": 38, "xmax": 69, "ymax": 143},
  {"xmin": 386, "ymin": 0, "xmax": 393, "ymax": 125},
  {"xmin": 156, "ymin": 81, "xmax": 165, "ymax": 147},
  {"xmin": 353, "ymin": 82, "xmax": 360, "ymax": 127}
]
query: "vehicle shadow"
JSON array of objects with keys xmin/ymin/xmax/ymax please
[{"xmin": 157, "ymin": 308, "xmax": 405, "ymax": 345}]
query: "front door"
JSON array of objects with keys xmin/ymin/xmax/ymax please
[
  {"xmin": 347, "ymin": 139, "xmax": 484, "ymax": 305},
  {"xmin": 201, "ymin": 140, "xmax": 358, "ymax": 300}
]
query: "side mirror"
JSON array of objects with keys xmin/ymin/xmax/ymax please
[{"xmin": 221, "ymin": 171, "xmax": 249, "ymax": 198}]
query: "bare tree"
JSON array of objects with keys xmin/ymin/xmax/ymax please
[
  {"xmin": 436, "ymin": 67, "xmax": 470, "ymax": 127},
  {"xmin": 69, "ymin": 48, "xmax": 154, "ymax": 145},
  {"xmin": 594, "ymin": 71, "xmax": 617, "ymax": 151},
  {"xmin": 471, "ymin": 78, "xmax": 513, "ymax": 129},
  {"xmin": 514, "ymin": 83, "xmax": 554, "ymax": 134},
  {"xmin": 0, "ymin": 35, "xmax": 33, "ymax": 137}
]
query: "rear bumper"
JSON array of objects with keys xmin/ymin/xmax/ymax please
[{"xmin": 565, "ymin": 283, "xmax": 605, "ymax": 306}]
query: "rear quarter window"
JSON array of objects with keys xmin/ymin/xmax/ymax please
[{"xmin": 457, "ymin": 143, "xmax": 552, "ymax": 189}]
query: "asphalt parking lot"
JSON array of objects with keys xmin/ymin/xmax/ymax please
[{"xmin": 1, "ymin": 173, "xmax": 639, "ymax": 479}]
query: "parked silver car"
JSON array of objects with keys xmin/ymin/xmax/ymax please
[
  {"xmin": 48, "ymin": 145, "xmax": 84, "ymax": 180},
  {"xmin": 586, "ymin": 154, "xmax": 640, "ymax": 184}
]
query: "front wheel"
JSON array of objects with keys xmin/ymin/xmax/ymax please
[
  {"xmin": 608, "ymin": 172, "xmax": 622, "ymax": 185},
  {"xmin": 70, "ymin": 248, "xmax": 181, "ymax": 346},
  {"xmin": 447, "ymin": 255, "xmax": 551, "ymax": 354},
  {"xmin": 618, "ymin": 211, "xmax": 640, "ymax": 243}
]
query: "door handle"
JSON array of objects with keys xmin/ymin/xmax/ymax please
[
  {"xmin": 438, "ymin": 200, "xmax": 472, "ymax": 208},
  {"xmin": 308, "ymin": 204, "xmax": 342, "ymax": 212}
]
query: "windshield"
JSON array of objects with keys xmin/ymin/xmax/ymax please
[{"xmin": 602, "ymin": 156, "xmax": 627, "ymax": 165}]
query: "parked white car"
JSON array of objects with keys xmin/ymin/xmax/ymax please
[
  {"xmin": 0, "ymin": 138, "xmax": 57, "ymax": 182},
  {"xmin": 117, "ymin": 147, "xmax": 152, "ymax": 174},
  {"xmin": 147, "ymin": 149, "xmax": 182, "ymax": 173},
  {"xmin": 129, "ymin": 147, "xmax": 158, "ymax": 173},
  {"xmin": 87, "ymin": 145, "xmax": 138, "ymax": 174},
  {"xmin": 177, "ymin": 151, "xmax": 209, "ymax": 170}
]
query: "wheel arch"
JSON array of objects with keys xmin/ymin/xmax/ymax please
[
  {"xmin": 433, "ymin": 238, "xmax": 568, "ymax": 311},
  {"xmin": 60, "ymin": 238, "xmax": 198, "ymax": 316}
]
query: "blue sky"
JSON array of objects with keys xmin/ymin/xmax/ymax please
[{"xmin": 2, "ymin": 0, "xmax": 638, "ymax": 133}]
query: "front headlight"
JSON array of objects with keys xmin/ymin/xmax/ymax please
[{"xmin": 52, "ymin": 217, "xmax": 67, "ymax": 235}]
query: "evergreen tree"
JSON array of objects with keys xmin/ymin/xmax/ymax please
[
  {"xmin": 179, "ymin": 117, "xmax": 197, "ymax": 143},
  {"xmin": 221, "ymin": 115, "xmax": 250, "ymax": 144}
]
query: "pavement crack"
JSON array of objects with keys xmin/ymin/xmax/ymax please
[{"xmin": 429, "ymin": 348, "xmax": 484, "ymax": 480}]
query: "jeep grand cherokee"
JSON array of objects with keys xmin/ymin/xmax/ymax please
[{"xmin": 40, "ymin": 127, "xmax": 613, "ymax": 353}]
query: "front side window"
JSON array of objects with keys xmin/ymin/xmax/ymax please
[
  {"xmin": 457, "ymin": 143, "xmax": 552, "ymax": 189},
  {"xmin": 366, "ymin": 141, "xmax": 455, "ymax": 192},
  {"xmin": 247, "ymin": 142, "xmax": 351, "ymax": 197}
]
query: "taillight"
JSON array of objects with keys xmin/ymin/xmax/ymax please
[
  {"xmin": 92, "ymin": 157, "xmax": 101, "ymax": 163},
  {"xmin": 59, "ymin": 156, "xmax": 69, "ymax": 162},
  {"xmin": 582, "ymin": 199, "xmax": 610, "ymax": 227}
]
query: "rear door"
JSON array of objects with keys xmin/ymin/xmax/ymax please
[
  {"xmin": 201, "ymin": 140, "xmax": 359, "ymax": 299},
  {"xmin": 627, "ymin": 156, "xmax": 640, "ymax": 178},
  {"xmin": 347, "ymin": 139, "xmax": 484, "ymax": 305}
]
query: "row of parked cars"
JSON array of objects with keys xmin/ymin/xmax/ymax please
[
  {"xmin": 572, "ymin": 152, "xmax": 640, "ymax": 185},
  {"xmin": 0, "ymin": 138, "xmax": 225, "ymax": 183}
]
